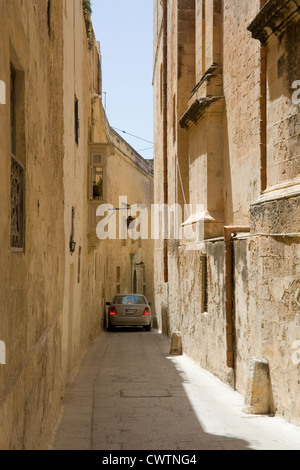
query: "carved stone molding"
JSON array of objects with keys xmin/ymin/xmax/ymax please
[
  {"xmin": 248, "ymin": 0, "xmax": 300, "ymax": 45},
  {"xmin": 179, "ymin": 95, "xmax": 224, "ymax": 131}
]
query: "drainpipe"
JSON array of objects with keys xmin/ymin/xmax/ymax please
[
  {"xmin": 224, "ymin": 226, "xmax": 250, "ymax": 371},
  {"xmin": 260, "ymin": 0, "xmax": 267, "ymax": 192},
  {"xmin": 162, "ymin": 0, "xmax": 168, "ymax": 283},
  {"xmin": 260, "ymin": 44, "xmax": 267, "ymax": 192}
]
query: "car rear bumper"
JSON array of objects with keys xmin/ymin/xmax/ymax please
[{"xmin": 109, "ymin": 315, "xmax": 152, "ymax": 327}]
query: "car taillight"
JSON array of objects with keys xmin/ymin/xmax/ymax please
[
  {"xmin": 143, "ymin": 307, "xmax": 150, "ymax": 316},
  {"xmin": 109, "ymin": 308, "xmax": 117, "ymax": 315}
]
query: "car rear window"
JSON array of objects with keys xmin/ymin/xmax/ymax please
[{"xmin": 114, "ymin": 295, "xmax": 146, "ymax": 305}]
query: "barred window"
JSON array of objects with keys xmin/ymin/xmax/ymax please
[
  {"xmin": 10, "ymin": 64, "xmax": 25, "ymax": 251},
  {"xmin": 11, "ymin": 157, "xmax": 24, "ymax": 250}
]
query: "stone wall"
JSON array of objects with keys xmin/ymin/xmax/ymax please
[
  {"xmin": 247, "ymin": 233, "xmax": 300, "ymax": 422},
  {"xmin": 0, "ymin": 0, "xmax": 154, "ymax": 449},
  {"xmin": 153, "ymin": 0, "xmax": 300, "ymax": 425},
  {"xmin": 0, "ymin": 0, "xmax": 66, "ymax": 449},
  {"xmin": 223, "ymin": 0, "xmax": 262, "ymax": 223}
]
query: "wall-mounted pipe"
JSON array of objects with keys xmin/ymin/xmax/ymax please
[
  {"xmin": 260, "ymin": 0, "xmax": 268, "ymax": 192},
  {"xmin": 260, "ymin": 44, "xmax": 267, "ymax": 192},
  {"xmin": 224, "ymin": 226, "xmax": 250, "ymax": 370},
  {"xmin": 162, "ymin": 0, "xmax": 169, "ymax": 283}
]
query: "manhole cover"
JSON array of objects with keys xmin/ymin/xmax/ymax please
[{"xmin": 120, "ymin": 388, "xmax": 171, "ymax": 398}]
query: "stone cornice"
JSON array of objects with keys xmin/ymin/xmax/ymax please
[
  {"xmin": 248, "ymin": 0, "xmax": 300, "ymax": 45},
  {"xmin": 179, "ymin": 96, "xmax": 224, "ymax": 131},
  {"xmin": 251, "ymin": 178, "xmax": 300, "ymax": 206},
  {"xmin": 190, "ymin": 63, "xmax": 220, "ymax": 97}
]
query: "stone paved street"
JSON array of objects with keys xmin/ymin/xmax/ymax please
[{"xmin": 50, "ymin": 329, "xmax": 300, "ymax": 451}]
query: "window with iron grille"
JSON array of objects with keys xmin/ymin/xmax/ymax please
[
  {"xmin": 11, "ymin": 157, "xmax": 24, "ymax": 249},
  {"xmin": 10, "ymin": 65, "xmax": 25, "ymax": 251}
]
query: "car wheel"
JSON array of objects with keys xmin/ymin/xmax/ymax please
[
  {"xmin": 144, "ymin": 324, "xmax": 151, "ymax": 332},
  {"xmin": 108, "ymin": 324, "xmax": 114, "ymax": 332}
]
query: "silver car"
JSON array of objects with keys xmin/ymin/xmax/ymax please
[{"xmin": 106, "ymin": 294, "xmax": 152, "ymax": 331}]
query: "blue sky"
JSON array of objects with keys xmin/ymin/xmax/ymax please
[{"xmin": 91, "ymin": 1, "xmax": 154, "ymax": 160}]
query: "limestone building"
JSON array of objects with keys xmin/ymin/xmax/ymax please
[
  {"xmin": 0, "ymin": 0, "xmax": 153, "ymax": 449},
  {"xmin": 153, "ymin": 0, "xmax": 300, "ymax": 424}
]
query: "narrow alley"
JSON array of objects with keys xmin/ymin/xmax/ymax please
[
  {"xmin": 1, "ymin": 0, "xmax": 300, "ymax": 451},
  {"xmin": 50, "ymin": 328, "xmax": 300, "ymax": 451}
]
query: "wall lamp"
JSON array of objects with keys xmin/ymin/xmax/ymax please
[
  {"xmin": 69, "ymin": 238, "xmax": 76, "ymax": 254},
  {"xmin": 133, "ymin": 261, "xmax": 145, "ymax": 267},
  {"xmin": 127, "ymin": 215, "xmax": 136, "ymax": 228}
]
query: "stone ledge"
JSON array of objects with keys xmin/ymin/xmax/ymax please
[
  {"xmin": 181, "ymin": 209, "xmax": 225, "ymax": 240},
  {"xmin": 179, "ymin": 95, "xmax": 224, "ymax": 131},
  {"xmin": 190, "ymin": 63, "xmax": 220, "ymax": 97},
  {"xmin": 248, "ymin": 0, "xmax": 300, "ymax": 45},
  {"xmin": 252, "ymin": 179, "xmax": 300, "ymax": 206},
  {"xmin": 250, "ymin": 186, "xmax": 300, "ymax": 233}
]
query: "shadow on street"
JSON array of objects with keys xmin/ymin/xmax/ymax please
[{"xmin": 50, "ymin": 329, "xmax": 251, "ymax": 450}]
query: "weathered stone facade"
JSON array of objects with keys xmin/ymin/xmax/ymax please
[
  {"xmin": 0, "ymin": 0, "xmax": 153, "ymax": 449},
  {"xmin": 153, "ymin": 0, "xmax": 300, "ymax": 424}
]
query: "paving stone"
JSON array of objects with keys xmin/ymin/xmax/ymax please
[{"xmin": 50, "ymin": 330, "xmax": 300, "ymax": 451}]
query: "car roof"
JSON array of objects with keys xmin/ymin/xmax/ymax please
[
  {"xmin": 112, "ymin": 294, "xmax": 147, "ymax": 302},
  {"xmin": 114, "ymin": 294, "xmax": 144, "ymax": 296}
]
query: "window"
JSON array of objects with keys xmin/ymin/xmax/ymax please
[
  {"xmin": 11, "ymin": 157, "xmax": 24, "ymax": 249},
  {"xmin": 116, "ymin": 266, "xmax": 121, "ymax": 294},
  {"xmin": 113, "ymin": 295, "xmax": 146, "ymax": 305},
  {"xmin": 133, "ymin": 270, "xmax": 137, "ymax": 294},
  {"xmin": 89, "ymin": 147, "xmax": 106, "ymax": 202},
  {"xmin": 88, "ymin": 143, "xmax": 111, "ymax": 234},
  {"xmin": 75, "ymin": 95, "xmax": 79, "ymax": 145},
  {"xmin": 77, "ymin": 246, "xmax": 82, "ymax": 283},
  {"xmin": 201, "ymin": 255, "xmax": 208, "ymax": 312},
  {"xmin": 92, "ymin": 158, "xmax": 103, "ymax": 200},
  {"xmin": 93, "ymin": 252, "xmax": 98, "ymax": 282},
  {"xmin": 47, "ymin": 0, "xmax": 52, "ymax": 37},
  {"xmin": 69, "ymin": 207, "xmax": 76, "ymax": 254},
  {"xmin": 10, "ymin": 64, "xmax": 25, "ymax": 251}
]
